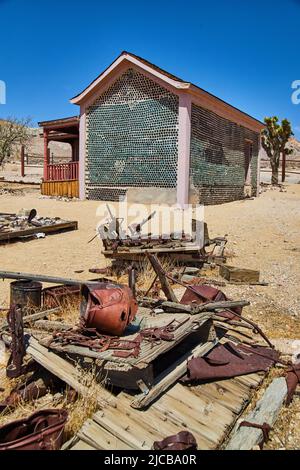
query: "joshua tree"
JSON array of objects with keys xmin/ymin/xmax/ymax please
[
  {"xmin": 261, "ymin": 117, "xmax": 293, "ymax": 185},
  {"xmin": 0, "ymin": 117, "xmax": 32, "ymax": 166}
]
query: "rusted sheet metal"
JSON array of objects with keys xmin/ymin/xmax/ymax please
[
  {"xmin": 182, "ymin": 342, "xmax": 279, "ymax": 382},
  {"xmin": 180, "ymin": 284, "xmax": 242, "ymax": 320},
  {"xmin": 81, "ymin": 282, "xmax": 138, "ymax": 336},
  {"xmin": 0, "ymin": 409, "xmax": 68, "ymax": 450}
]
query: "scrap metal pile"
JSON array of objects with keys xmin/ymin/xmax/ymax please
[
  {"xmin": 0, "ymin": 209, "xmax": 78, "ymax": 242},
  {"xmin": 96, "ymin": 205, "xmax": 227, "ymax": 265}
]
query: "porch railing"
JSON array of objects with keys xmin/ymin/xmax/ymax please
[{"xmin": 46, "ymin": 162, "xmax": 79, "ymax": 181}]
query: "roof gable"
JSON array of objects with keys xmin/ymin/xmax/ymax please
[{"xmin": 70, "ymin": 51, "xmax": 264, "ymax": 132}]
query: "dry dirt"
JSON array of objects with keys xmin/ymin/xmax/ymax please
[{"xmin": 0, "ymin": 181, "xmax": 300, "ymax": 449}]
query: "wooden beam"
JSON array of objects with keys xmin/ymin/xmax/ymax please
[
  {"xmin": 146, "ymin": 252, "xmax": 178, "ymax": 303},
  {"xmin": 26, "ymin": 336, "xmax": 115, "ymax": 407},
  {"xmin": 225, "ymin": 378, "xmax": 287, "ymax": 450}
]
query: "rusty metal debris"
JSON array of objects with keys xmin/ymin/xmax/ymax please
[
  {"xmin": 285, "ymin": 364, "xmax": 300, "ymax": 405},
  {"xmin": 153, "ymin": 431, "xmax": 198, "ymax": 451},
  {"xmin": 6, "ymin": 305, "xmax": 26, "ymax": 378},
  {"xmin": 239, "ymin": 421, "xmax": 272, "ymax": 450},
  {"xmin": 0, "ymin": 378, "xmax": 48, "ymax": 413},
  {"xmin": 48, "ymin": 317, "xmax": 187, "ymax": 359},
  {"xmin": 182, "ymin": 342, "xmax": 279, "ymax": 383},
  {"xmin": 43, "ymin": 285, "xmax": 80, "ymax": 308},
  {"xmin": 0, "ymin": 409, "xmax": 68, "ymax": 451},
  {"xmin": 81, "ymin": 282, "xmax": 138, "ymax": 336}
]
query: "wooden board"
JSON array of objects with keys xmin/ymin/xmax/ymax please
[
  {"xmin": 41, "ymin": 180, "xmax": 79, "ymax": 198},
  {"xmin": 225, "ymin": 377, "xmax": 287, "ymax": 450},
  {"xmin": 0, "ymin": 220, "xmax": 78, "ymax": 242},
  {"xmin": 219, "ymin": 265, "xmax": 260, "ymax": 283}
]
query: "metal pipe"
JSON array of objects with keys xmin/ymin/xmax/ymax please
[{"xmin": 0, "ymin": 271, "xmax": 99, "ymax": 286}]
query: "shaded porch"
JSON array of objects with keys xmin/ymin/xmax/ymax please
[{"xmin": 38, "ymin": 116, "xmax": 80, "ymax": 198}]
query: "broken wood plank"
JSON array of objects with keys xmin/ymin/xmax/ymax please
[
  {"xmin": 78, "ymin": 418, "xmax": 134, "ymax": 450},
  {"xmin": 26, "ymin": 336, "xmax": 115, "ymax": 407},
  {"xmin": 225, "ymin": 377, "xmax": 287, "ymax": 450}
]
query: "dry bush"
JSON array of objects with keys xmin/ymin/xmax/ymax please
[{"xmin": 63, "ymin": 364, "xmax": 103, "ymax": 440}]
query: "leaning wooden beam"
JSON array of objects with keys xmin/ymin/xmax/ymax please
[
  {"xmin": 225, "ymin": 377, "xmax": 287, "ymax": 450},
  {"xmin": 131, "ymin": 331, "xmax": 218, "ymax": 409},
  {"xmin": 145, "ymin": 252, "xmax": 178, "ymax": 303},
  {"xmin": 161, "ymin": 300, "xmax": 250, "ymax": 314},
  {"xmin": 26, "ymin": 336, "xmax": 115, "ymax": 407}
]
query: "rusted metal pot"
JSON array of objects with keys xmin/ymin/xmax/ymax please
[
  {"xmin": 0, "ymin": 409, "xmax": 68, "ymax": 451},
  {"xmin": 81, "ymin": 282, "xmax": 138, "ymax": 336}
]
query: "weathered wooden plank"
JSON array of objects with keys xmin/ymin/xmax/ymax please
[
  {"xmin": 152, "ymin": 395, "xmax": 220, "ymax": 448},
  {"xmin": 225, "ymin": 377, "xmax": 287, "ymax": 450},
  {"xmin": 192, "ymin": 381, "xmax": 249, "ymax": 414},
  {"xmin": 41, "ymin": 180, "xmax": 79, "ymax": 198},
  {"xmin": 93, "ymin": 409, "xmax": 157, "ymax": 450},
  {"xmin": 26, "ymin": 336, "xmax": 114, "ymax": 407},
  {"xmin": 78, "ymin": 419, "xmax": 134, "ymax": 450}
]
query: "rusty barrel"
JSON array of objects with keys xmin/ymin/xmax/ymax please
[{"xmin": 10, "ymin": 280, "xmax": 42, "ymax": 311}]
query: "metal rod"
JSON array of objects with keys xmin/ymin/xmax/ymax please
[{"xmin": 0, "ymin": 270, "xmax": 99, "ymax": 286}]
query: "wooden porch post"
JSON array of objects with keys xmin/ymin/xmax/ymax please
[{"xmin": 43, "ymin": 130, "xmax": 49, "ymax": 180}]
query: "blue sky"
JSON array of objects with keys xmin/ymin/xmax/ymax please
[{"xmin": 0, "ymin": 0, "xmax": 300, "ymax": 138}]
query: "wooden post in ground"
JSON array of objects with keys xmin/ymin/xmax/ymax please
[{"xmin": 20, "ymin": 145, "xmax": 25, "ymax": 177}]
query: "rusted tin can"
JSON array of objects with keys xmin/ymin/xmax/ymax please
[{"xmin": 10, "ymin": 280, "xmax": 42, "ymax": 311}]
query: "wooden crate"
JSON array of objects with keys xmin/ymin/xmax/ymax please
[{"xmin": 219, "ymin": 264, "xmax": 260, "ymax": 283}]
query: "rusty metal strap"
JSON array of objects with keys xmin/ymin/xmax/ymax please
[
  {"xmin": 239, "ymin": 421, "xmax": 272, "ymax": 449},
  {"xmin": 153, "ymin": 431, "xmax": 198, "ymax": 451}
]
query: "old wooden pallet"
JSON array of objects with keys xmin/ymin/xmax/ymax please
[
  {"xmin": 0, "ymin": 219, "xmax": 78, "ymax": 242},
  {"xmin": 65, "ymin": 371, "xmax": 265, "ymax": 451}
]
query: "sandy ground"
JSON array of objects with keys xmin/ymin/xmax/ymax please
[{"xmin": 0, "ymin": 181, "xmax": 300, "ymax": 449}]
